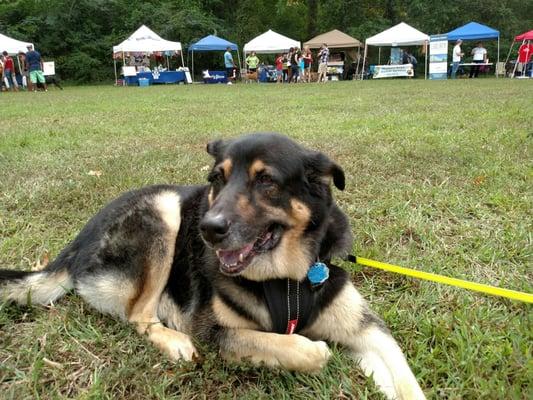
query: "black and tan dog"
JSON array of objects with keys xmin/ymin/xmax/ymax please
[{"xmin": 0, "ymin": 133, "xmax": 425, "ymax": 399}]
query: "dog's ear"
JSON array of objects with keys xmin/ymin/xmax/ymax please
[
  {"xmin": 206, "ymin": 139, "xmax": 225, "ymax": 158},
  {"xmin": 305, "ymin": 151, "xmax": 345, "ymax": 190}
]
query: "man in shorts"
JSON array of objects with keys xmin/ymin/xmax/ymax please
[
  {"xmin": 25, "ymin": 45, "xmax": 47, "ymax": 91},
  {"xmin": 224, "ymin": 47, "xmax": 236, "ymax": 84},
  {"xmin": 317, "ymin": 43, "xmax": 329, "ymax": 83}
]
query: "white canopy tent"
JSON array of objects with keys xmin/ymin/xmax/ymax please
[
  {"xmin": 112, "ymin": 25, "xmax": 184, "ymax": 83},
  {"xmin": 362, "ymin": 22, "xmax": 430, "ymax": 79},
  {"xmin": 243, "ymin": 29, "xmax": 300, "ymax": 63},
  {"xmin": 0, "ymin": 33, "xmax": 33, "ymax": 55}
]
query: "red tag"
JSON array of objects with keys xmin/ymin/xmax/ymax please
[{"xmin": 286, "ymin": 319, "xmax": 298, "ymax": 335}]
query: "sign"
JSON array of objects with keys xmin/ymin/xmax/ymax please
[
  {"xmin": 42, "ymin": 61, "xmax": 55, "ymax": 76},
  {"xmin": 429, "ymin": 34, "xmax": 448, "ymax": 80},
  {"xmin": 390, "ymin": 48, "xmax": 402, "ymax": 65},
  {"xmin": 373, "ymin": 64, "xmax": 413, "ymax": 78}
]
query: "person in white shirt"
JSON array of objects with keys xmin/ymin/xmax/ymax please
[
  {"xmin": 451, "ymin": 39, "xmax": 464, "ymax": 79},
  {"xmin": 469, "ymin": 42, "xmax": 487, "ymax": 78}
]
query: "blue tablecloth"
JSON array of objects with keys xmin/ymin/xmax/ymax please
[
  {"xmin": 203, "ymin": 70, "xmax": 227, "ymax": 84},
  {"xmin": 125, "ymin": 71, "xmax": 186, "ymax": 85}
]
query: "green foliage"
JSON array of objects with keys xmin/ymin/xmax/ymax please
[{"xmin": 0, "ymin": 0, "xmax": 531, "ymax": 82}]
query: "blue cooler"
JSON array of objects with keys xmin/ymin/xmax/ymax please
[{"xmin": 138, "ymin": 78, "xmax": 150, "ymax": 87}]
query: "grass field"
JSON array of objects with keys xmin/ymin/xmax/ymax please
[{"xmin": 0, "ymin": 79, "xmax": 532, "ymax": 399}]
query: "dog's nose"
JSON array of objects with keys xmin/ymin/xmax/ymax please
[{"xmin": 200, "ymin": 214, "xmax": 230, "ymax": 244}]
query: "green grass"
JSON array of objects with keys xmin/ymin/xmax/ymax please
[{"xmin": 0, "ymin": 80, "xmax": 532, "ymax": 399}]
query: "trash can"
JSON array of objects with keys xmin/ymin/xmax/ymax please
[{"xmin": 138, "ymin": 78, "xmax": 150, "ymax": 87}]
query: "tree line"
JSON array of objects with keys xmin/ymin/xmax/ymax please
[{"xmin": 0, "ymin": 0, "xmax": 530, "ymax": 82}]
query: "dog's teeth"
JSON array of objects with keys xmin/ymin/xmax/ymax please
[
  {"xmin": 216, "ymin": 250, "xmax": 221, "ymax": 257},
  {"xmin": 239, "ymin": 253, "xmax": 244, "ymax": 263}
]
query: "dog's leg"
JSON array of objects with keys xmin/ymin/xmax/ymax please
[
  {"xmin": 219, "ymin": 328, "xmax": 331, "ymax": 372},
  {"xmin": 76, "ymin": 191, "xmax": 197, "ymax": 362},
  {"xmin": 126, "ymin": 192, "xmax": 197, "ymax": 362},
  {"xmin": 304, "ymin": 282, "xmax": 426, "ymax": 400}
]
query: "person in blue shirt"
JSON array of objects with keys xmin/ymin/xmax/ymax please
[
  {"xmin": 224, "ymin": 47, "xmax": 236, "ymax": 84},
  {"xmin": 25, "ymin": 45, "xmax": 47, "ymax": 91}
]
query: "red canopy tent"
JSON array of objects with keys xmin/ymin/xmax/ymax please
[
  {"xmin": 505, "ymin": 29, "xmax": 533, "ymax": 77},
  {"xmin": 515, "ymin": 30, "xmax": 533, "ymax": 41}
]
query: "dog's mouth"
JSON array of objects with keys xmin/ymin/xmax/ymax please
[{"xmin": 216, "ymin": 223, "xmax": 284, "ymax": 275}]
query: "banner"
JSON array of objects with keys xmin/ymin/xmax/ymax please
[
  {"xmin": 429, "ymin": 34, "xmax": 448, "ymax": 80},
  {"xmin": 373, "ymin": 64, "xmax": 413, "ymax": 78}
]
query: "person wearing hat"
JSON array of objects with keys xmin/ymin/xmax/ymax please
[
  {"xmin": 451, "ymin": 39, "xmax": 464, "ymax": 79},
  {"xmin": 25, "ymin": 44, "xmax": 47, "ymax": 91}
]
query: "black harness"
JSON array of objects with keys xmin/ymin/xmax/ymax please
[{"xmin": 262, "ymin": 278, "xmax": 316, "ymax": 334}]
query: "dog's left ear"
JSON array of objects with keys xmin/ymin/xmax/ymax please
[
  {"xmin": 305, "ymin": 152, "xmax": 345, "ymax": 190},
  {"xmin": 206, "ymin": 139, "xmax": 225, "ymax": 158}
]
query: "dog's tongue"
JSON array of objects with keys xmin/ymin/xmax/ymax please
[{"xmin": 217, "ymin": 243, "xmax": 254, "ymax": 266}]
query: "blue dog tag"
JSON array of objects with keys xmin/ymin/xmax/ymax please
[{"xmin": 307, "ymin": 262, "xmax": 329, "ymax": 286}]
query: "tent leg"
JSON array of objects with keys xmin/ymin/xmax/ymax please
[
  {"xmin": 192, "ymin": 50, "xmax": 194, "ymax": 83},
  {"xmin": 496, "ymin": 36, "xmax": 500, "ymax": 78},
  {"xmin": 180, "ymin": 51, "xmax": 184, "ymax": 68},
  {"xmin": 361, "ymin": 43, "xmax": 368, "ymax": 80},
  {"xmin": 114, "ymin": 58, "xmax": 118, "ymax": 85},
  {"xmin": 378, "ymin": 47, "xmax": 381, "ymax": 64},
  {"xmin": 424, "ymin": 41, "xmax": 428, "ymax": 80},
  {"xmin": 511, "ymin": 39, "xmax": 525, "ymax": 78}
]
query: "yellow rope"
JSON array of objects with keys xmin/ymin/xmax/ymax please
[{"xmin": 352, "ymin": 256, "xmax": 533, "ymax": 304}]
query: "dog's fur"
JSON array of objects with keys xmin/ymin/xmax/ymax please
[
  {"xmin": 0, "ymin": 133, "xmax": 425, "ymax": 399},
  {"xmin": 244, "ymin": 71, "xmax": 258, "ymax": 83}
]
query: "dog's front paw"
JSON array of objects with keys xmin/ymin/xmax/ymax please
[
  {"xmin": 149, "ymin": 325, "xmax": 199, "ymax": 362},
  {"xmin": 283, "ymin": 335, "xmax": 331, "ymax": 372}
]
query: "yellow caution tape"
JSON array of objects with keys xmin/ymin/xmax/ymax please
[{"xmin": 348, "ymin": 255, "xmax": 533, "ymax": 304}]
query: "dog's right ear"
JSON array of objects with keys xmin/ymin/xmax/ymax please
[{"xmin": 206, "ymin": 139, "xmax": 225, "ymax": 158}]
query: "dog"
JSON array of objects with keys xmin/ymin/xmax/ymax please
[
  {"xmin": 0, "ymin": 133, "xmax": 425, "ymax": 400},
  {"xmin": 244, "ymin": 71, "xmax": 258, "ymax": 83}
]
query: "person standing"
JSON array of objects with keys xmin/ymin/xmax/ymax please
[
  {"xmin": 224, "ymin": 47, "xmax": 236, "ymax": 84},
  {"xmin": 245, "ymin": 51, "xmax": 260, "ymax": 73},
  {"xmin": 25, "ymin": 45, "xmax": 47, "ymax": 91},
  {"xmin": 275, "ymin": 53, "xmax": 283, "ymax": 83},
  {"xmin": 302, "ymin": 46, "xmax": 312, "ymax": 82},
  {"xmin": 469, "ymin": 42, "xmax": 487, "ymax": 78},
  {"xmin": 451, "ymin": 39, "xmax": 464, "ymax": 79},
  {"xmin": 290, "ymin": 49, "xmax": 300, "ymax": 83},
  {"xmin": 317, "ymin": 43, "xmax": 329, "ymax": 83},
  {"xmin": 2, "ymin": 51, "xmax": 19, "ymax": 91}
]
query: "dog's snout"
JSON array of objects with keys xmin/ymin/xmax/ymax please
[{"xmin": 200, "ymin": 214, "xmax": 230, "ymax": 244}]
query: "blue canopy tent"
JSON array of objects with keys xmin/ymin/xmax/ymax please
[
  {"xmin": 447, "ymin": 22, "xmax": 500, "ymax": 76},
  {"xmin": 188, "ymin": 35, "xmax": 240, "ymax": 81}
]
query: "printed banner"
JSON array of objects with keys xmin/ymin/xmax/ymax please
[
  {"xmin": 373, "ymin": 64, "xmax": 413, "ymax": 78},
  {"xmin": 429, "ymin": 34, "xmax": 448, "ymax": 80}
]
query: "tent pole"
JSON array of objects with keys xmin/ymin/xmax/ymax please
[
  {"xmin": 122, "ymin": 51, "xmax": 126, "ymax": 86},
  {"xmin": 237, "ymin": 50, "xmax": 242, "ymax": 74},
  {"xmin": 378, "ymin": 47, "xmax": 381, "ymax": 64},
  {"xmin": 114, "ymin": 57, "xmax": 118, "ymax": 85},
  {"xmin": 424, "ymin": 40, "xmax": 428, "ymax": 80},
  {"xmin": 192, "ymin": 50, "xmax": 194, "ymax": 83},
  {"xmin": 361, "ymin": 43, "xmax": 367, "ymax": 80},
  {"xmin": 496, "ymin": 36, "xmax": 500, "ymax": 78},
  {"xmin": 511, "ymin": 39, "xmax": 525, "ymax": 78},
  {"xmin": 180, "ymin": 51, "xmax": 184, "ymax": 68}
]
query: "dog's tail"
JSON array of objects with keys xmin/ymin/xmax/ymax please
[{"xmin": 0, "ymin": 259, "xmax": 73, "ymax": 306}]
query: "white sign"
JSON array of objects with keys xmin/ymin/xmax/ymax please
[
  {"xmin": 429, "ymin": 34, "xmax": 448, "ymax": 80},
  {"xmin": 122, "ymin": 66, "xmax": 137, "ymax": 76},
  {"xmin": 373, "ymin": 64, "xmax": 413, "ymax": 78},
  {"xmin": 43, "ymin": 61, "xmax": 55, "ymax": 76}
]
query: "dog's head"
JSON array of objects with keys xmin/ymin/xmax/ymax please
[{"xmin": 200, "ymin": 133, "xmax": 351, "ymax": 281}]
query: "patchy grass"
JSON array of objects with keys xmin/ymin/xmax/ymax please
[{"xmin": 0, "ymin": 80, "xmax": 532, "ymax": 399}]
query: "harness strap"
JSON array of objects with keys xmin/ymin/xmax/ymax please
[{"xmin": 263, "ymin": 278, "xmax": 315, "ymax": 334}]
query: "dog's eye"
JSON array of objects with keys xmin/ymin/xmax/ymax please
[{"xmin": 255, "ymin": 173, "xmax": 274, "ymax": 187}]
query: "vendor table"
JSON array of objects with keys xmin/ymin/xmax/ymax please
[
  {"xmin": 203, "ymin": 70, "xmax": 227, "ymax": 84},
  {"xmin": 125, "ymin": 71, "xmax": 186, "ymax": 85}
]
